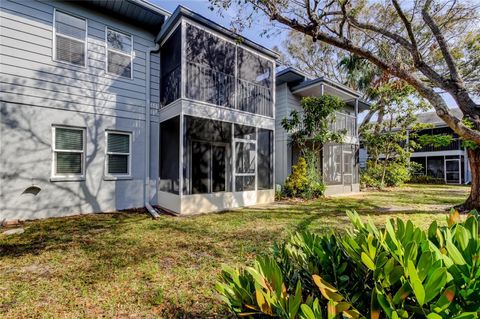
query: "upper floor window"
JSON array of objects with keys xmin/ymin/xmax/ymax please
[
  {"xmin": 52, "ymin": 126, "xmax": 85, "ymax": 179},
  {"xmin": 54, "ymin": 10, "xmax": 87, "ymax": 66},
  {"xmin": 105, "ymin": 131, "xmax": 131, "ymax": 177},
  {"xmin": 106, "ymin": 28, "xmax": 133, "ymax": 78}
]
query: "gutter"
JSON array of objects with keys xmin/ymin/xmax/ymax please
[{"xmin": 144, "ymin": 42, "xmax": 161, "ymax": 218}]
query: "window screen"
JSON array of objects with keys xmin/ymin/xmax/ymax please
[
  {"xmin": 233, "ymin": 124, "xmax": 256, "ymax": 191},
  {"xmin": 106, "ymin": 28, "xmax": 132, "ymax": 78},
  {"xmin": 257, "ymin": 129, "xmax": 273, "ymax": 189},
  {"xmin": 185, "ymin": 24, "xmax": 235, "ymax": 108},
  {"xmin": 54, "ymin": 11, "xmax": 86, "ymax": 66},
  {"xmin": 183, "ymin": 116, "xmax": 232, "ymax": 195},
  {"xmin": 53, "ymin": 127, "xmax": 85, "ymax": 176},
  {"xmin": 237, "ymin": 47, "xmax": 273, "ymax": 116},
  {"xmin": 323, "ymin": 143, "xmax": 342, "ymax": 185},
  {"xmin": 160, "ymin": 27, "xmax": 181, "ymax": 107},
  {"xmin": 160, "ymin": 116, "xmax": 180, "ymax": 194},
  {"xmin": 106, "ymin": 132, "xmax": 131, "ymax": 175}
]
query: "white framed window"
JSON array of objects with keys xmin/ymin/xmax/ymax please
[
  {"xmin": 52, "ymin": 126, "xmax": 86, "ymax": 180},
  {"xmin": 105, "ymin": 131, "xmax": 132, "ymax": 178},
  {"xmin": 106, "ymin": 27, "xmax": 133, "ymax": 78},
  {"xmin": 53, "ymin": 9, "xmax": 87, "ymax": 67}
]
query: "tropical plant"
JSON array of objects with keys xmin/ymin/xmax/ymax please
[
  {"xmin": 216, "ymin": 210, "xmax": 480, "ymax": 318},
  {"xmin": 283, "ymin": 157, "xmax": 325, "ymax": 199},
  {"xmin": 361, "ymin": 161, "xmax": 411, "ymax": 188}
]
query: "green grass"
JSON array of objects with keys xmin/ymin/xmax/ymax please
[{"xmin": 0, "ymin": 184, "xmax": 469, "ymax": 318}]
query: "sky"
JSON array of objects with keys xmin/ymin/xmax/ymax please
[{"xmin": 152, "ymin": 0, "xmax": 287, "ymax": 52}]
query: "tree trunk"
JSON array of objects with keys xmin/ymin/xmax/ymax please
[{"xmin": 459, "ymin": 147, "xmax": 480, "ymax": 211}]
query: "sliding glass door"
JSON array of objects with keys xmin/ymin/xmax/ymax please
[{"xmin": 191, "ymin": 141, "xmax": 228, "ymax": 194}]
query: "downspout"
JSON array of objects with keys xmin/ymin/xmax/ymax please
[{"xmin": 145, "ymin": 43, "xmax": 161, "ymax": 218}]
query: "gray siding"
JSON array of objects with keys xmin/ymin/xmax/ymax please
[
  {"xmin": 274, "ymin": 83, "xmax": 302, "ymax": 185},
  {"xmin": 0, "ymin": 0, "xmax": 160, "ymax": 220},
  {"xmin": 1, "ymin": 0, "xmax": 159, "ymax": 119}
]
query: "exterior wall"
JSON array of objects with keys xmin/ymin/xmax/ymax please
[
  {"xmin": 274, "ymin": 83, "xmax": 302, "ymax": 185},
  {"xmin": 274, "ymin": 82, "xmax": 361, "ymax": 195},
  {"xmin": 157, "ymin": 190, "xmax": 275, "ymax": 215},
  {"xmin": 325, "ymin": 184, "xmax": 360, "ymax": 196},
  {"xmin": 0, "ymin": 0, "xmax": 159, "ymax": 220}
]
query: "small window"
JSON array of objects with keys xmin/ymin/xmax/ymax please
[
  {"xmin": 106, "ymin": 28, "xmax": 133, "ymax": 78},
  {"xmin": 54, "ymin": 10, "xmax": 87, "ymax": 66},
  {"xmin": 106, "ymin": 131, "xmax": 131, "ymax": 176},
  {"xmin": 52, "ymin": 126, "xmax": 85, "ymax": 178}
]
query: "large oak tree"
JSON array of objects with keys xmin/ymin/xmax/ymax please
[{"xmin": 211, "ymin": 0, "xmax": 480, "ymax": 210}]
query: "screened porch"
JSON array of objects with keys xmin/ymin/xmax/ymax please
[{"xmin": 158, "ymin": 115, "xmax": 274, "ymax": 214}]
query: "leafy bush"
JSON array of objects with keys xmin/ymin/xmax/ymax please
[
  {"xmin": 283, "ymin": 157, "xmax": 325, "ymax": 199},
  {"xmin": 216, "ymin": 210, "xmax": 480, "ymax": 318},
  {"xmin": 361, "ymin": 161, "xmax": 411, "ymax": 188},
  {"xmin": 409, "ymin": 175, "xmax": 446, "ymax": 184}
]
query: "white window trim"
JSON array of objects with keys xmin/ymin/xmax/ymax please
[
  {"xmin": 51, "ymin": 125, "xmax": 86, "ymax": 182},
  {"xmin": 104, "ymin": 130, "xmax": 132, "ymax": 180},
  {"xmin": 105, "ymin": 26, "xmax": 134, "ymax": 79},
  {"xmin": 52, "ymin": 8, "xmax": 88, "ymax": 68}
]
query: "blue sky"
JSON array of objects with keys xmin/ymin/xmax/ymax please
[{"xmin": 152, "ymin": 0, "xmax": 287, "ymax": 51}]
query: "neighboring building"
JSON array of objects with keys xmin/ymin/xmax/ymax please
[
  {"xmin": 359, "ymin": 109, "xmax": 472, "ymax": 184},
  {"xmin": 0, "ymin": 0, "xmax": 277, "ymax": 221},
  {"xmin": 409, "ymin": 109, "xmax": 471, "ymax": 184},
  {"xmin": 275, "ymin": 68, "xmax": 369, "ymax": 195}
]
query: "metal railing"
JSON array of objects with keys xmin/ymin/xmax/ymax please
[
  {"xmin": 185, "ymin": 61, "xmax": 235, "ymax": 108},
  {"xmin": 329, "ymin": 111, "xmax": 356, "ymax": 137},
  {"xmin": 237, "ymin": 78, "xmax": 273, "ymax": 117},
  {"xmin": 160, "ymin": 66, "xmax": 181, "ymax": 107},
  {"xmin": 414, "ymin": 138, "xmax": 462, "ymax": 152},
  {"xmin": 161, "ymin": 61, "xmax": 273, "ymax": 117}
]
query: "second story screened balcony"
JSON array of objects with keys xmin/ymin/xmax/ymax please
[
  {"xmin": 160, "ymin": 22, "xmax": 275, "ymax": 117},
  {"xmin": 327, "ymin": 111, "xmax": 357, "ymax": 137}
]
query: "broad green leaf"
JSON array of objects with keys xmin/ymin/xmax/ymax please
[
  {"xmin": 424, "ymin": 267, "xmax": 447, "ymax": 303},
  {"xmin": 361, "ymin": 252, "xmax": 376, "ymax": 271},
  {"xmin": 426, "ymin": 313, "xmax": 442, "ymax": 319},
  {"xmin": 451, "ymin": 313, "xmax": 478, "ymax": 319},
  {"xmin": 445, "ymin": 240, "xmax": 467, "ymax": 265},
  {"xmin": 432, "ymin": 285, "xmax": 455, "ymax": 313},
  {"xmin": 300, "ymin": 304, "xmax": 315, "ymax": 319},
  {"xmin": 313, "ymin": 275, "xmax": 344, "ymax": 302},
  {"xmin": 407, "ymin": 260, "xmax": 425, "ymax": 306}
]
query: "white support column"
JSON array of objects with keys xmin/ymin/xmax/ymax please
[
  {"xmin": 443, "ymin": 155, "xmax": 447, "ymax": 184},
  {"xmin": 234, "ymin": 46, "xmax": 238, "ymax": 110},
  {"xmin": 179, "ymin": 113, "xmax": 184, "ymax": 197},
  {"xmin": 180, "ymin": 19, "xmax": 186, "ymax": 100},
  {"xmin": 354, "ymin": 99, "xmax": 359, "ymax": 138},
  {"xmin": 231, "ymin": 123, "xmax": 235, "ymax": 192}
]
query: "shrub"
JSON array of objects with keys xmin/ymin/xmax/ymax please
[
  {"xmin": 216, "ymin": 209, "xmax": 480, "ymax": 318},
  {"xmin": 284, "ymin": 157, "xmax": 309, "ymax": 197},
  {"xmin": 283, "ymin": 157, "xmax": 325, "ymax": 199},
  {"xmin": 361, "ymin": 161, "xmax": 411, "ymax": 188},
  {"xmin": 409, "ymin": 175, "xmax": 446, "ymax": 184}
]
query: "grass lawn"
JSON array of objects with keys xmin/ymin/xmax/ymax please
[{"xmin": 0, "ymin": 184, "xmax": 470, "ymax": 318}]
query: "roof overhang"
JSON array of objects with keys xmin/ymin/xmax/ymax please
[
  {"xmin": 156, "ymin": 6, "xmax": 279, "ymax": 60},
  {"xmin": 290, "ymin": 77, "xmax": 370, "ymax": 112},
  {"xmin": 276, "ymin": 67, "xmax": 308, "ymax": 85},
  {"xmin": 77, "ymin": 0, "xmax": 170, "ymax": 33}
]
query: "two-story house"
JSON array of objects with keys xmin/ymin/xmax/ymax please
[
  {"xmin": 0, "ymin": 0, "xmax": 276, "ymax": 221},
  {"xmin": 274, "ymin": 68, "xmax": 369, "ymax": 195},
  {"xmin": 358, "ymin": 109, "xmax": 472, "ymax": 184},
  {"xmin": 408, "ymin": 109, "xmax": 471, "ymax": 184}
]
